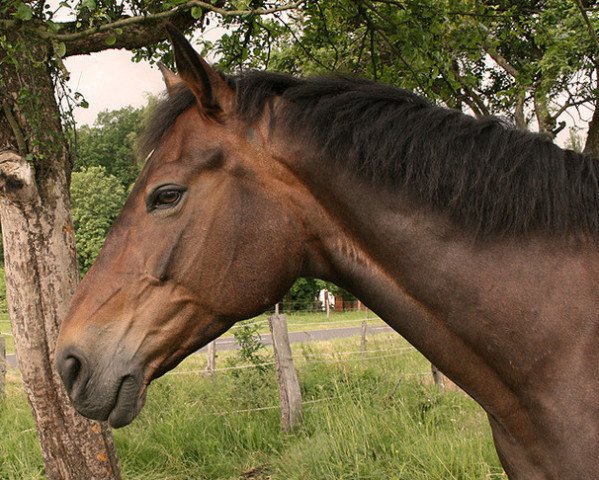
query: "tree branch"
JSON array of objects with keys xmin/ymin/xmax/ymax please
[
  {"xmin": 0, "ymin": 1, "xmax": 304, "ymax": 57},
  {"xmin": 63, "ymin": 9, "xmax": 199, "ymax": 56},
  {"xmin": 575, "ymin": 0, "xmax": 599, "ymax": 64},
  {"xmin": 58, "ymin": 0, "xmax": 304, "ymax": 44},
  {"xmin": 485, "ymin": 46, "xmax": 519, "ymax": 78},
  {"xmin": 449, "ymin": 60, "xmax": 490, "ymax": 117},
  {"xmin": 514, "ymin": 92, "xmax": 527, "ymax": 129},
  {"xmin": 0, "ymin": 150, "xmax": 36, "ymax": 198},
  {"xmin": 1, "ymin": 101, "xmax": 27, "ymax": 155}
]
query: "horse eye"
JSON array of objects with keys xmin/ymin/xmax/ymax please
[
  {"xmin": 148, "ymin": 185, "xmax": 186, "ymax": 211},
  {"xmin": 157, "ymin": 190, "xmax": 180, "ymax": 205}
]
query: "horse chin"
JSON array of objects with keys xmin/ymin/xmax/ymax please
[{"xmin": 106, "ymin": 376, "xmax": 148, "ymax": 428}]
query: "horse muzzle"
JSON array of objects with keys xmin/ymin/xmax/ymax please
[{"xmin": 56, "ymin": 344, "xmax": 147, "ymax": 428}]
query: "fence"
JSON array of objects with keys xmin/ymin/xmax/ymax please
[
  {"xmin": 170, "ymin": 342, "xmax": 435, "ymax": 417},
  {"xmin": 175, "ymin": 308, "xmax": 444, "ymax": 427}
]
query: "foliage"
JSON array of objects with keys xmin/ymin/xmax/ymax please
[
  {"xmin": 284, "ymin": 277, "xmax": 321, "ymax": 310},
  {"xmin": 229, "ymin": 319, "xmax": 271, "ymax": 374},
  {"xmin": 282, "ymin": 278, "xmax": 357, "ymax": 310},
  {"xmin": 75, "ymin": 105, "xmax": 146, "ymax": 187},
  {"xmin": 70, "ymin": 166, "xmax": 127, "ymax": 272},
  {"xmin": 208, "ymin": 0, "xmax": 599, "ymax": 146}
]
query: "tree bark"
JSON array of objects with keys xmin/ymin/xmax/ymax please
[
  {"xmin": 533, "ymin": 91, "xmax": 555, "ymax": 139},
  {"xmin": 584, "ymin": 97, "xmax": 599, "ymax": 157},
  {"xmin": 0, "ymin": 28, "xmax": 120, "ymax": 480}
]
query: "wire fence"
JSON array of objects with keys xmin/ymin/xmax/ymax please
[
  {"xmin": 179, "ymin": 344, "xmax": 432, "ymax": 416},
  {"xmin": 3, "ymin": 310, "xmax": 439, "ymax": 425},
  {"xmin": 169, "ymin": 345, "xmax": 418, "ymax": 376},
  {"xmin": 230, "ymin": 316, "xmax": 384, "ymax": 330}
]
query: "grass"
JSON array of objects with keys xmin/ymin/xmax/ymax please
[
  {"xmin": 0, "ymin": 313, "xmax": 12, "ymax": 354},
  {"xmin": 228, "ymin": 310, "xmax": 384, "ymax": 336},
  {"xmin": 0, "ymin": 333, "xmax": 504, "ymax": 479}
]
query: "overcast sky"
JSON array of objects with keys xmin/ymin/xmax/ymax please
[{"xmin": 65, "ymin": 50, "xmax": 165, "ymax": 125}]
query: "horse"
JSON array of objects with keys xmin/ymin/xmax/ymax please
[{"xmin": 56, "ymin": 26, "xmax": 599, "ymax": 479}]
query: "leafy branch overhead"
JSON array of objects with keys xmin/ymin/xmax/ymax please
[
  {"xmin": 206, "ymin": 0, "xmax": 599, "ymax": 151},
  {"xmin": 1, "ymin": 1, "xmax": 305, "ymax": 57}
]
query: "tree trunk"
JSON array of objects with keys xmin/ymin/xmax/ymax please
[
  {"xmin": 533, "ymin": 92, "xmax": 555, "ymax": 139},
  {"xmin": 584, "ymin": 98, "xmax": 599, "ymax": 157},
  {"xmin": 0, "ymin": 28, "xmax": 120, "ymax": 480}
]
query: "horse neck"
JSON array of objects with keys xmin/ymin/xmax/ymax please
[{"xmin": 294, "ymin": 152, "xmax": 590, "ymax": 395}]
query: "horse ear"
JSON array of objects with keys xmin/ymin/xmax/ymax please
[
  {"xmin": 157, "ymin": 62, "xmax": 183, "ymax": 96},
  {"xmin": 166, "ymin": 25, "xmax": 234, "ymax": 117}
]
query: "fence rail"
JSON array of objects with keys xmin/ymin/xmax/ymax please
[{"xmin": 166, "ymin": 347, "xmax": 419, "ymax": 376}]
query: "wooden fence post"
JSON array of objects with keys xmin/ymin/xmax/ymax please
[
  {"xmin": 324, "ymin": 289, "xmax": 330, "ymax": 320},
  {"xmin": 431, "ymin": 364, "xmax": 445, "ymax": 390},
  {"xmin": 205, "ymin": 341, "xmax": 216, "ymax": 376},
  {"xmin": 0, "ymin": 336, "xmax": 5, "ymax": 398},
  {"xmin": 269, "ymin": 313, "xmax": 302, "ymax": 431},
  {"xmin": 360, "ymin": 321, "xmax": 368, "ymax": 355}
]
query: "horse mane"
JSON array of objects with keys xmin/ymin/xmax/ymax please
[{"xmin": 140, "ymin": 72, "xmax": 599, "ymax": 237}]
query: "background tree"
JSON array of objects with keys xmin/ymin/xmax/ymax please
[
  {"xmin": 0, "ymin": 1, "xmax": 301, "ymax": 478},
  {"xmin": 70, "ymin": 166, "xmax": 127, "ymax": 272},
  {"xmin": 75, "ymin": 106, "xmax": 147, "ymax": 187}
]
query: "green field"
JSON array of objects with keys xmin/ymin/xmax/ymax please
[{"xmin": 0, "ymin": 333, "xmax": 504, "ymax": 479}]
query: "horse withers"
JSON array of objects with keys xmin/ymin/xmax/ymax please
[{"xmin": 56, "ymin": 26, "xmax": 599, "ymax": 479}]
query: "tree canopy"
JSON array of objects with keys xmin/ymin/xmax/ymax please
[{"xmin": 206, "ymin": 0, "xmax": 599, "ymax": 152}]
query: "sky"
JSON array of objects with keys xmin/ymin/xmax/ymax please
[
  {"xmin": 65, "ymin": 50, "xmax": 165, "ymax": 125},
  {"xmin": 48, "ymin": 0, "xmax": 165, "ymax": 125}
]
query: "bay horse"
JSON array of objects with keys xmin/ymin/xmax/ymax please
[{"xmin": 56, "ymin": 26, "xmax": 599, "ymax": 479}]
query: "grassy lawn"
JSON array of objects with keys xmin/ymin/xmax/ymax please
[{"xmin": 0, "ymin": 333, "xmax": 504, "ymax": 479}]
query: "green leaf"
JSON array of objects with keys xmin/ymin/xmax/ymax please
[
  {"xmin": 55, "ymin": 42, "xmax": 66, "ymax": 58},
  {"xmin": 105, "ymin": 35, "xmax": 117, "ymax": 46},
  {"xmin": 191, "ymin": 6, "xmax": 203, "ymax": 19},
  {"xmin": 81, "ymin": 0, "xmax": 96, "ymax": 11},
  {"xmin": 14, "ymin": 2, "xmax": 33, "ymax": 21},
  {"xmin": 46, "ymin": 20, "xmax": 60, "ymax": 33}
]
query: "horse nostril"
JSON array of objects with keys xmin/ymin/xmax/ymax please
[{"xmin": 58, "ymin": 350, "xmax": 84, "ymax": 396}]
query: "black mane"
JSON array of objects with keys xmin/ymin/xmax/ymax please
[{"xmin": 141, "ymin": 72, "xmax": 599, "ymax": 237}]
